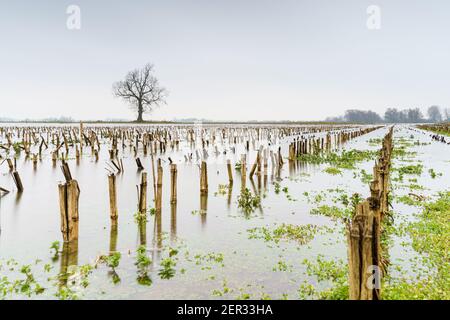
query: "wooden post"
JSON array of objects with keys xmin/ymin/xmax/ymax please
[
  {"xmin": 156, "ymin": 163, "xmax": 163, "ymax": 215},
  {"xmin": 58, "ymin": 179, "xmax": 80, "ymax": 242},
  {"xmin": 136, "ymin": 157, "xmax": 144, "ymax": 170},
  {"xmin": 52, "ymin": 151, "xmax": 57, "ymax": 166},
  {"xmin": 241, "ymin": 154, "xmax": 246, "ymax": 190},
  {"xmin": 138, "ymin": 172, "xmax": 147, "ymax": 214},
  {"xmin": 79, "ymin": 121, "xmax": 84, "ymax": 147},
  {"xmin": 12, "ymin": 171, "xmax": 23, "ymax": 192},
  {"xmin": 249, "ymin": 152, "xmax": 259, "ymax": 179},
  {"xmin": 170, "ymin": 164, "xmax": 177, "ymax": 204},
  {"xmin": 108, "ymin": 174, "xmax": 118, "ymax": 221},
  {"xmin": 6, "ymin": 158, "xmax": 14, "ymax": 171}
]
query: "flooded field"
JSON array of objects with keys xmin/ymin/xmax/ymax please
[{"xmin": 0, "ymin": 123, "xmax": 448, "ymax": 300}]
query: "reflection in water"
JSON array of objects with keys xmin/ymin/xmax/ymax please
[
  {"xmin": 200, "ymin": 194, "xmax": 207, "ymax": 227},
  {"xmin": 288, "ymin": 160, "xmax": 295, "ymax": 177},
  {"xmin": 170, "ymin": 204, "xmax": 177, "ymax": 243},
  {"xmin": 257, "ymin": 174, "xmax": 262, "ymax": 194},
  {"xmin": 14, "ymin": 192, "xmax": 22, "ymax": 207},
  {"xmin": 227, "ymin": 183, "xmax": 233, "ymax": 208},
  {"xmin": 0, "ymin": 195, "xmax": 2, "ymax": 234},
  {"xmin": 109, "ymin": 224, "xmax": 118, "ymax": 253},
  {"xmin": 59, "ymin": 241, "xmax": 79, "ymax": 287},
  {"xmin": 139, "ymin": 222, "xmax": 146, "ymax": 246},
  {"xmin": 249, "ymin": 177, "xmax": 257, "ymax": 195},
  {"xmin": 154, "ymin": 208, "xmax": 162, "ymax": 249}
]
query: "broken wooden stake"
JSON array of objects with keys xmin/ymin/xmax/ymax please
[
  {"xmin": 12, "ymin": 171, "xmax": 23, "ymax": 192},
  {"xmin": 58, "ymin": 179, "xmax": 80, "ymax": 243}
]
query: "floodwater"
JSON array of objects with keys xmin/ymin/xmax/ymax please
[{"xmin": 0, "ymin": 123, "xmax": 448, "ymax": 299}]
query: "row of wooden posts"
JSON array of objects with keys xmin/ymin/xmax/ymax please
[
  {"xmin": 347, "ymin": 126, "xmax": 393, "ymax": 300},
  {"xmin": 287, "ymin": 126, "xmax": 382, "ymax": 159},
  {"xmin": 0, "ymin": 123, "xmax": 378, "ymax": 167},
  {"xmin": 1, "ymin": 124, "xmax": 384, "ymax": 248},
  {"xmin": 53, "ymin": 126, "xmax": 381, "ymax": 244}
]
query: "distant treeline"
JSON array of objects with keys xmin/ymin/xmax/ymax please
[{"xmin": 326, "ymin": 106, "xmax": 450, "ymax": 124}]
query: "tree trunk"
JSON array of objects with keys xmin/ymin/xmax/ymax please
[{"xmin": 136, "ymin": 101, "xmax": 144, "ymax": 122}]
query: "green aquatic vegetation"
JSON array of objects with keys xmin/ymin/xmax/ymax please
[
  {"xmin": 367, "ymin": 138, "xmax": 382, "ymax": 146},
  {"xmin": 1, "ymin": 249, "xmax": 95, "ymax": 300},
  {"xmin": 12, "ymin": 142, "xmax": 23, "ymax": 154},
  {"xmin": 191, "ymin": 252, "xmax": 225, "ymax": 270},
  {"xmin": 43, "ymin": 263, "xmax": 52, "ymax": 273},
  {"xmin": 274, "ymin": 184, "xmax": 297, "ymax": 201},
  {"xmin": 274, "ymin": 182, "xmax": 281, "ymax": 194},
  {"xmin": 247, "ymin": 223, "xmax": 323, "ymax": 246},
  {"xmin": 383, "ymin": 276, "xmax": 448, "ymax": 300},
  {"xmin": 396, "ymin": 195, "xmax": 422, "ymax": 207},
  {"xmin": 310, "ymin": 205, "xmax": 352, "ymax": 221},
  {"xmin": 135, "ymin": 245, "xmax": 151, "ymax": 269},
  {"xmin": 332, "ymin": 192, "xmax": 362, "ymax": 209},
  {"xmin": 158, "ymin": 247, "xmax": 179, "ymax": 279},
  {"xmin": 395, "ymin": 137, "xmax": 415, "ymax": 148},
  {"xmin": 99, "ymin": 252, "xmax": 121, "ymax": 284},
  {"xmin": 134, "ymin": 207, "xmax": 156, "ymax": 223},
  {"xmin": 237, "ymin": 188, "xmax": 261, "ymax": 214},
  {"xmin": 392, "ymin": 146, "xmax": 417, "ymax": 159},
  {"xmin": 11, "ymin": 265, "xmax": 46, "ymax": 298},
  {"xmin": 408, "ymin": 192, "xmax": 449, "ymax": 271},
  {"xmin": 55, "ymin": 285, "xmax": 79, "ymax": 300},
  {"xmin": 298, "ymin": 256, "xmax": 348, "ymax": 300},
  {"xmin": 396, "ymin": 164, "xmax": 423, "ymax": 175},
  {"xmin": 158, "ymin": 258, "xmax": 177, "ymax": 279},
  {"xmin": 214, "ymin": 184, "xmax": 229, "ymax": 196},
  {"xmin": 303, "ymin": 191, "xmax": 325, "ymax": 205},
  {"xmin": 408, "ymin": 183, "xmax": 425, "ymax": 191},
  {"xmin": 298, "ymin": 149, "xmax": 377, "ymax": 170},
  {"xmin": 323, "ymin": 167, "xmax": 342, "ymax": 175},
  {"xmin": 50, "ymin": 241, "xmax": 60, "ymax": 260},
  {"xmin": 359, "ymin": 169, "xmax": 373, "ymax": 184},
  {"xmin": 100, "ymin": 252, "xmax": 121, "ymax": 270},
  {"xmin": 135, "ymin": 245, "xmax": 152, "ymax": 286},
  {"xmin": 260, "ymin": 292, "xmax": 272, "ymax": 300},
  {"xmin": 56, "ymin": 264, "xmax": 94, "ymax": 298},
  {"xmin": 212, "ymin": 279, "xmax": 232, "ymax": 297},
  {"xmin": 169, "ymin": 247, "xmax": 179, "ymax": 257},
  {"xmin": 272, "ymin": 260, "xmax": 292, "ymax": 272},
  {"xmin": 384, "ymin": 191, "xmax": 450, "ymax": 300},
  {"xmin": 134, "ymin": 211, "xmax": 148, "ymax": 224},
  {"xmin": 428, "ymin": 168, "xmax": 442, "ymax": 179},
  {"xmin": 236, "ymin": 293, "xmax": 251, "ymax": 300},
  {"xmin": 191, "ymin": 209, "xmax": 206, "ymax": 216}
]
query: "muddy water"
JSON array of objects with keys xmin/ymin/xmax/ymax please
[{"xmin": 0, "ymin": 124, "xmax": 448, "ymax": 299}]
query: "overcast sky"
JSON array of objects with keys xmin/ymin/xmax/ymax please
[{"xmin": 0, "ymin": 0, "xmax": 449, "ymax": 121}]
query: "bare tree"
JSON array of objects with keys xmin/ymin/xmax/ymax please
[
  {"xmin": 427, "ymin": 105, "xmax": 442, "ymax": 123},
  {"xmin": 113, "ymin": 63, "xmax": 167, "ymax": 122},
  {"xmin": 443, "ymin": 107, "xmax": 450, "ymax": 121}
]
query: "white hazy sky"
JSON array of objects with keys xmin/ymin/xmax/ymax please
[{"xmin": 0, "ymin": 0, "xmax": 449, "ymax": 121}]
